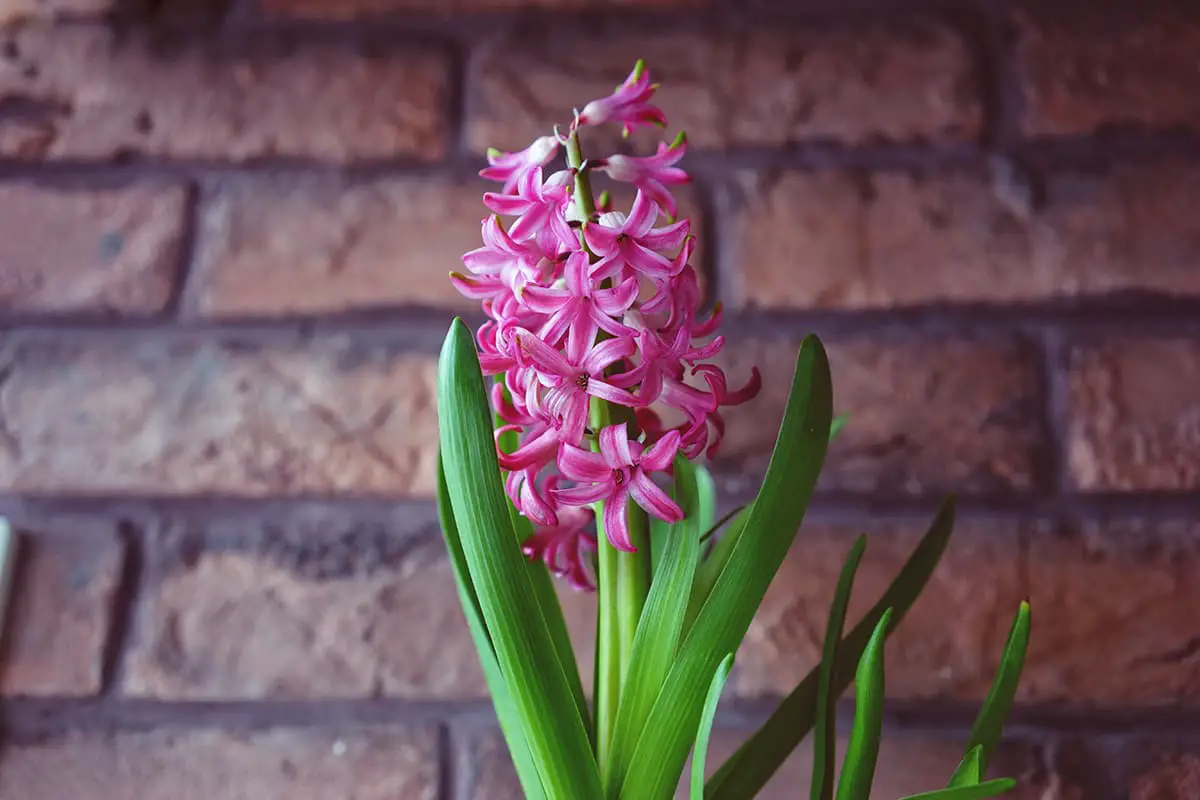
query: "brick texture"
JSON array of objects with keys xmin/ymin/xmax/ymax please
[
  {"xmin": 1015, "ymin": 8, "xmax": 1200, "ymax": 136},
  {"xmin": 1025, "ymin": 520, "xmax": 1200, "ymax": 704},
  {"xmin": 735, "ymin": 518, "xmax": 1026, "ymax": 700},
  {"xmin": 192, "ymin": 176, "xmax": 704, "ymax": 316},
  {"xmin": 1131, "ymin": 751, "xmax": 1200, "ymax": 800},
  {"xmin": 0, "ymin": 336, "xmax": 440, "ymax": 497},
  {"xmin": 0, "ymin": 183, "xmax": 188, "ymax": 315},
  {"xmin": 0, "ymin": 727, "xmax": 439, "ymax": 800},
  {"xmin": 0, "ymin": 526, "xmax": 124, "ymax": 697},
  {"xmin": 465, "ymin": 727, "xmax": 1048, "ymax": 800},
  {"xmin": 470, "ymin": 21, "xmax": 979, "ymax": 154},
  {"xmin": 1066, "ymin": 336, "xmax": 1200, "ymax": 491},
  {"xmin": 124, "ymin": 524, "xmax": 594, "ymax": 699},
  {"xmin": 264, "ymin": 0, "xmax": 706, "ymax": 17},
  {"xmin": 715, "ymin": 334, "xmax": 1045, "ymax": 496},
  {"xmin": 734, "ymin": 163, "xmax": 1200, "ymax": 310},
  {"xmin": 0, "ymin": 27, "xmax": 448, "ymax": 162},
  {"xmin": 0, "ymin": 0, "xmax": 112, "ymax": 23}
]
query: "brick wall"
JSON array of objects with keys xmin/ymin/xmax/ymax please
[{"xmin": 0, "ymin": 1, "xmax": 1197, "ymax": 798}]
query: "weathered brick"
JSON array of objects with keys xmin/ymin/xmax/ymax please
[
  {"xmin": 1025, "ymin": 520, "xmax": 1200, "ymax": 704},
  {"xmin": 125, "ymin": 525, "xmax": 594, "ymax": 699},
  {"xmin": 1015, "ymin": 8, "xmax": 1200, "ymax": 136},
  {"xmin": 193, "ymin": 176, "xmax": 705, "ymax": 316},
  {"xmin": 734, "ymin": 164, "xmax": 1200, "ymax": 310},
  {"xmin": 465, "ymin": 727, "xmax": 1046, "ymax": 799},
  {"xmin": 0, "ymin": 727, "xmax": 439, "ymax": 800},
  {"xmin": 1066, "ymin": 337, "xmax": 1200, "ymax": 491},
  {"xmin": 734, "ymin": 519, "xmax": 1026, "ymax": 700},
  {"xmin": 1131, "ymin": 751, "xmax": 1200, "ymax": 800},
  {"xmin": 0, "ymin": 335, "xmax": 439, "ymax": 497},
  {"xmin": 715, "ymin": 334, "xmax": 1044, "ymax": 496},
  {"xmin": 0, "ymin": 27, "xmax": 448, "ymax": 162},
  {"xmin": 264, "ymin": 0, "xmax": 705, "ymax": 17},
  {"xmin": 0, "ymin": 183, "xmax": 187, "ymax": 315},
  {"xmin": 470, "ymin": 22, "xmax": 980, "ymax": 154},
  {"xmin": 0, "ymin": 525, "xmax": 124, "ymax": 697},
  {"xmin": 0, "ymin": 0, "xmax": 111, "ymax": 23}
]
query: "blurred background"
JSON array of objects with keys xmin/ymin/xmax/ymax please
[{"xmin": 0, "ymin": 0, "xmax": 1196, "ymax": 797}]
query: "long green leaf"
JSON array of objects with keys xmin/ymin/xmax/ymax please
[
  {"xmin": 438, "ymin": 318, "xmax": 602, "ymax": 799},
  {"xmin": 619, "ymin": 335, "xmax": 833, "ymax": 799},
  {"xmin": 437, "ymin": 460, "xmax": 546, "ymax": 799},
  {"xmin": 830, "ymin": 413, "xmax": 848, "ymax": 442},
  {"xmin": 493, "ymin": 377, "xmax": 592, "ymax": 743},
  {"xmin": 812, "ymin": 536, "xmax": 867, "ymax": 800},
  {"xmin": 705, "ymin": 497, "xmax": 958, "ymax": 800},
  {"xmin": 947, "ymin": 746, "xmax": 983, "ymax": 788},
  {"xmin": 686, "ymin": 505, "xmax": 751, "ymax": 629},
  {"xmin": 896, "ymin": 778, "xmax": 1017, "ymax": 799},
  {"xmin": 954, "ymin": 602, "xmax": 1031, "ymax": 781},
  {"xmin": 834, "ymin": 609, "xmax": 891, "ymax": 800},
  {"xmin": 692, "ymin": 653, "xmax": 735, "ymax": 800},
  {"xmin": 606, "ymin": 457, "xmax": 705, "ymax": 794}
]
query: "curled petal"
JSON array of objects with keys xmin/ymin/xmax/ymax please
[
  {"xmin": 598, "ymin": 424, "xmax": 634, "ymax": 469},
  {"xmin": 497, "ymin": 425, "xmax": 559, "ymax": 472},
  {"xmin": 602, "ymin": 490, "xmax": 636, "ymax": 551},
  {"xmin": 630, "ymin": 472, "xmax": 684, "ymax": 524},
  {"xmin": 557, "ymin": 442, "xmax": 611, "ymax": 482},
  {"xmin": 639, "ymin": 429, "xmax": 681, "ymax": 472}
]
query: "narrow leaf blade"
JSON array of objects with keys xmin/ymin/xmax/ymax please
[
  {"xmin": 812, "ymin": 536, "xmax": 867, "ymax": 800},
  {"xmin": 947, "ymin": 746, "xmax": 983, "ymax": 788},
  {"xmin": 833, "ymin": 608, "xmax": 892, "ymax": 800},
  {"xmin": 620, "ymin": 335, "xmax": 833, "ymax": 799},
  {"xmin": 896, "ymin": 778, "xmax": 1017, "ymax": 800},
  {"xmin": 705, "ymin": 497, "xmax": 958, "ymax": 800},
  {"xmin": 438, "ymin": 319, "xmax": 602, "ymax": 799},
  {"xmin": 692, "ymin": 653, "xmax": 735, "ymax": 800},
  {"xmin": 437, "ymin": 459, "xmax": 546, "ymax": 800},
  {"xmin": 961, "ymin": 602, "xmax": 1032, "ymax": 774}
]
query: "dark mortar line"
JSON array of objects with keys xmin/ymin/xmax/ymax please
[
  {"xmin": 437, "ymin": 723, "xmax": 457, "ymax": 800},
  {"xmin": 1014, "ymin": 130, "xmax": 1200, "ymax": 169},
  {"xmin": 0, "ymin": 495, "xmax": 439, "ymax": 525},
  {"xmin": 163, "ymin": 181, "xmax": 204, "ymax": 321},
  {"xmin": 1037, "ymin": 326, "xmax": 1072, "ymax": 499},
  {"xmin": 970, "ymin": 0, "xmax": 1023, "ymax": 151},
  {"xmin": 97, "ymin": 521, "xmax": 146, "ymax": 695},
  {"xmin": 0, "ymin": 697, "xmax": 501, "ymax": 742}
]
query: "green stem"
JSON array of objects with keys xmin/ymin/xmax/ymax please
[
  {"xmin": 617, "ymin": 502, "xmax": 651, "ymax": 680},
  {"xmin": 589, "ymin": 398, "xmax": 620, "ymax": 781}
]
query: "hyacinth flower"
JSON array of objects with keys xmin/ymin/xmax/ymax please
[{"xmin": 434, "ymin": 59, "xmax": 1032, "ymax": 800}]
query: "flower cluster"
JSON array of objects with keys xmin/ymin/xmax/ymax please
[{"xmin": 452, "ymin": 60, "xmax": 760, "ymax": 589}]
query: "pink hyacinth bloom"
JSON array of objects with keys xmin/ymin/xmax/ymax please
[
  {"xmin": 522, "ymin": 501, "xmax": 597, "ymax": 591},
  {"xmin": 480, "ymin": 136, "xmax": 560, "ymax": 193},
  {"xmin": 595, "ymin": 133, "xmax": 689, "ymax": 218},
  {"xmin": 555, "ymin": 426, "xmax": 683, "ymax": 551},
  {"xmin": 585, "ymin": 190, "xmax": 690, "ymax": 281},
  {"xmin": 484, "ymin": 167, "xmax": 576, "ymax": 252},
  {"xmin": 576, "ymin": 60, "xmax": 666, "ymax": 137}
]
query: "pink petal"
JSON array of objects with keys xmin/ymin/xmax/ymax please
[
  {"xmin": 514, "ymin": 329, "xmax": 573, "ymax": 377},
  {"xmin": 639, "ymin": 429, "xmax": 681, "ymax": 472},
  {"xmin": 594, "ymin": 277, "xmax": 640, "ymax": 315},
  {"xmin": 583, "ymin": 222, "xmax": 621, "ymax": 255},
  {"xmin": 520, "ymin": 284, "xmax": 569, "ymax": 313},
  {"xmin": 582, "ymin": 336, "xmax": 636, "ymax": 373},
  {"xmin": 599, "ymin": 424, "xmax": 633, "ymax": 468},
  {"xmin": 640, "ymin": 218, "xmax": 690, "ymax": 252},
  {"xmin": 497, "ymin": 426, "xmax": 560, "ymax": 471},
  {"xmin": 565, "ymin": 315, "xmax": 600, "ymax": 366},
  {"xmin": 630, "ymin": 472, "xmax": 684, "ymax": 524},
  {"xmin": 557, "ymin": 442, "xmax": 612, "ymax": 482},
  {"xmin": 627, "ymin": 242, "xmax": 676, "ymax": 277},
  {"xmin": 555, "ymin": 482, "xmax": 613, "ymax": 506},
  {"xmin": 588, "ymin": 378, "xmax": 637, "ymax": 407},
  {"xmin": 602, "ymin": 490, "xmax": 636, "ymax": 551},
  {"xmin": 626, "ymin": 190, "xmax": 659, "ymax": 237}
]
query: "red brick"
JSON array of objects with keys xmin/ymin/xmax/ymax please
[
  {"xmin": 0, "ymin": 0, "xmax": 111, "ymax": 22},
  {"xmin": 734, "ymin": 164, "xmax": 1200, "ymax": 310},
  {"xmin": 1025, "ymin": 520, "xmax": 1200, "ymax": 705},
  {"xmin": 734, "ymin": 519, "xmax": 1025, "ymax": 701},
  {"xmin": 715, "ymin": 334, "xmax": 1044, "ymax": 496},
  {"xmin": 465, "ymin": 728, "xmax": 1047, "ymax": 799},
  {"xmin": 1015, "ymin": 8, "xmax": 1200, "ymax": 136},
  {"xmin": 124, "ymin": 529, "xmax": 594, "ymax": 699},
  {"xmin": 1131, "ymin": 751, "xmax": 1200, "ymax": 800},
  {"xmin": 264, "ymin": 0, "xmax": 705, "ymax": 17},
  {"xmin": 1066, "ymin": 337, "xmax": 1200, "ymax": 491},
  {"xmin": 0, "ymin": 183, "xmax": 187, "ymax": 316},
  {"xmin": 0, "ymin": 27, "xmax": 448, "ymax": 162},
  {"xmin": 0, "ymin": 336, "xmax": 440, "ymax": 497},
  {"xmin": 193, "ymin": 176, "xmax": 706, "ymax": 316},
  {"xmin": 0, "ymin": 525, "xmax": 124, "ymax": 697},
  {"xmin": 470, "ymin": 22, "xmax": 980, "ymax": 154},
  {"xmin": 0, "ymin": 727, "xmax": 439, "ymax": 800}
]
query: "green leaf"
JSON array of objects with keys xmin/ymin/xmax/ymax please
[
  {"xmin": 606, "ymin": 457, "xmax": 706, "ymax": 793},
  {"xmin": 812, "ymin": 536, "xmax": 867, "ymax": 800},
  {"xmin": 947, "ymin": 746, "xmax": 983, "ymax": 788},
  {"xmin": 692, "ymin": 653, "xmax": 735, "ymax": 800},
  {"xmin": 437, "ymin": 318, "xmax": 602, "ymax": 799},
  {"xmin": 699, "ymin": 504, "xmax": 746, "ymax": 548},
  {"xmin": 493, "ymin": 377, "xmax": 592, "ymax": 744},
  {"xmin": 686, "ymin": 505, "xmax": 751, "ymax": 629},
  {"xmin": 895, "ymin": 778, "xmax": 1017, "ymax": 799},
  {"xmin": 705, "ymin": 497, "xmax": 958, "ymax": 800},
  {"xmin": 437, "ymin": 459, "xmax": 546, "ymax": 800},
  {"xmin": 834, "ymin": 608, "xmax": 891, "ymax": 800},
  {"xmin": 830, "ymin": 413, "xmax": 849, "ymax": 442},
  {"xmin": 955, "ymin": 602, "xmax": 1031, "ymax": 779},
  {"xmin": 618, "ymin": 335, "xmax": 833, "ymax": 799}
]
